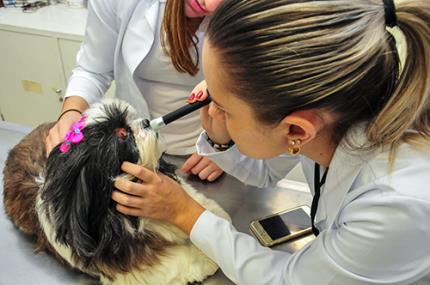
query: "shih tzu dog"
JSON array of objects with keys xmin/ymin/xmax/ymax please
[{"xmin": 3, "ymin": 99, "xmax": 230, "ymax": 285}]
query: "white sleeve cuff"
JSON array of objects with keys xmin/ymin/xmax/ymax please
[
  {"xmin": 195, "ymin": 131, "xmax": 240, "ymax": 172},
  {"xmin": 65, "ymin": 75, "xmax": 105, "ymax": 105},
  {"xmin": 190, "ymin": 210, "xmax": 290, "ymax": 285}
]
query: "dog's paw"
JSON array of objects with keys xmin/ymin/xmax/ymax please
[{"xmin": 184, "ymin": 245, "xmax": 219, "ymax": 284}]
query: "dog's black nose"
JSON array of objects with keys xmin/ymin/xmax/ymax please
[{"xmin": 142, "ymin": 119, "xmax": 150, "ymax": 129}]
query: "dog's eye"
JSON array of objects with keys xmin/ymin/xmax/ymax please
[{"xmin": 114, "ymin": 128, "xmax": 128, "ymax": 140}]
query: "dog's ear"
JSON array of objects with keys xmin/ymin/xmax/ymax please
[
  {"xmin": 41, "ymin": 143, "xmax": 99, "ymax": 258},
  {"xmin": 66, "ymin": 165, "xmax": 98, "ymax": 255},
  {"xmin": 41, "ymin": 122, "xmax": 140, "ymax": 266}
]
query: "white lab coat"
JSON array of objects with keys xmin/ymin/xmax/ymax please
[
  {"xmin": 65, "ymin": 0, "xmax": 165, "ymax": 119},
  {"xmin": 192, "ymin": 128, "xmax": 430, "ymax": 284}
]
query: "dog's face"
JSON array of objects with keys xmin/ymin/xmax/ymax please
[{"xmin": 38, "ymin": 100, "xmax": 176, "ymax": 276}]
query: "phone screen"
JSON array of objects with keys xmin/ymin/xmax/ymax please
[{"xmin": 259, "ymin": 208, "xmax": 311, "ymax": 240}]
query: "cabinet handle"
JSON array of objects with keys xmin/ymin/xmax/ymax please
[{"xmin": 55, "ymin": 88, "xmax": 64, "ymax": 102}]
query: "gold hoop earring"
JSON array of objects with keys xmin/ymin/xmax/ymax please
[{"xmin": 287, "ymin": 139, "xmax": 301, "ymax": 156}]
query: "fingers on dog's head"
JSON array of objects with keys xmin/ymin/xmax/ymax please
[
  {"xmin": 121, "ymin": 162, "xmax": 155, "ymax": 182},
  {"xmin": 114, "ymin": 177, "xmax": 144, "ymax": 196}
]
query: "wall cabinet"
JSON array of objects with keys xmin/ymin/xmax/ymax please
[
  {"xmin": 0, "ymin": 5, "xmax": 114, "ymax": 127},
  {"xmin": 0, "ymin": 30, "xmax": 66, "ymax": 126},
  {"xmin": 0, "ymin": 30, "xmax": 115, "ymax": 127}
]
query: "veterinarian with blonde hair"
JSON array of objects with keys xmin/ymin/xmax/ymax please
[
  {"xmin": 45, "ymin": 0, "xmax": 225, "ymax": 181},
  {"xmin": 113, "ymin": 0, "xmax": 430, "ymax": 284}
]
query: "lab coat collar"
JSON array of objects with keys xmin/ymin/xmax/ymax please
[
  {"xmin": 122, "ymin": 0, "xmax": 160, "ymax": 75},
  {"xmin": 315, "ymin": 125, "xmax": 375, "ymax": 230}
]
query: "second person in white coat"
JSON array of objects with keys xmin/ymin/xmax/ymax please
[{"xmin": 45, "ymin": 0, "xmax": 224, "ymax": 181}]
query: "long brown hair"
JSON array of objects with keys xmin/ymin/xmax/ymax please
[
  {"xmin": 161, "ymin": 0, "xmax": 200, "ymax": 76},
  {"xmin": 207, "ymin": 0, "xmax": 430, "ymax": 161}
]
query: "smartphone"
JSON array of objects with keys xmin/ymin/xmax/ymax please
[{"xmin": 250, "ymin": 205, "xmax": 312, "ymax": 247}]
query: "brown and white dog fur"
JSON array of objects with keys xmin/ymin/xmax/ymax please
[{"xmin": 3, "ymin": 99, "xmax": 230, "ymax": 285}]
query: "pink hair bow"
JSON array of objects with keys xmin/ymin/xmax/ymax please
[{"xmin": 60, "ymin": 115, "xmax": 87, "ymax": 153}]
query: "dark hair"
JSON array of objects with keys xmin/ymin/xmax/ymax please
[
  {"xmin": 162, "ymin": 0, "xmax": 200, "ymax": 76},
  {"xmin": 207, "ymin": 0, "xmax": 430, "ymax": 157}
]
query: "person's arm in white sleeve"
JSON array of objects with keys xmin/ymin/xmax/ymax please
[
  {"xmin": 191, "ymin": 191, "xmax": 430, "ymax": 285},
  {"xmin": 65, "ymin": 0, "xmax": 118, "ymax": 104},
  {"xmin": 196, "ymin": 132, "xmax": 299, "ymax": 188},
  {"xmin": 190, "ymin": 211, "xmax": 292, "ymax": 285}
]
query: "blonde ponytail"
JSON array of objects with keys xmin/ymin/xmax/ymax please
[{"xmin": 368, "ymin": 0, "xmax": 430, "ymax": 158}]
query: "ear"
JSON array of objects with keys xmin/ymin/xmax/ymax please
[
  {"xmin": 41, "ymin": 145, "xmax": 95, "ymax": 252},
  {"xmin": 280, "ymin": 110, "xmax": 325, "ymax": 144},
  {"xmin": 67, "ymin": 165, "xmax": 97, "ymax": 256},
  {"xmin": 42, "ymin": 146, "xmax": 128, "ymax": 266},
  {"xmin": 42, "ymin": 123, "xmax": 145, "ymax": 267}
]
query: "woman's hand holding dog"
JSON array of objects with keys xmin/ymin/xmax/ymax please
[
  {"xmin": 113, "ymin": 162, "xmax": 205, "ymax": 235},
  {"xmin": 45, "ymin": 96, "xmax": 88, "ymax": 156}
]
